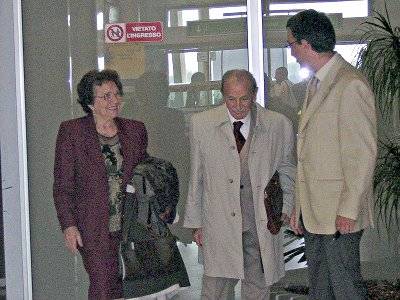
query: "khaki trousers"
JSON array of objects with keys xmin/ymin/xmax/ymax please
[{"xmin": 201, "ymin": 230, "xmax": 270, "ymax": 300}]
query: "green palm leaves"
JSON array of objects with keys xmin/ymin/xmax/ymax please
[
  {"xmin": 356, "ymin": 3, "xmax": 400, "ymax": 119},
  {"xmin": 357, "ymin": 3, "xmax": 400, "ymax": 232}
]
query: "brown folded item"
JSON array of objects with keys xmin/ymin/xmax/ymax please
[{"xmin": 264, "ymin": 171, "xmax": 283, "ymax": 235}]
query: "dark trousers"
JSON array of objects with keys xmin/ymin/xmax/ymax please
[
  {"xmin": 81, "ymin": 235, "xmax": 122, "ymax": 300},
  {"xmin": 304, "ymin": 229, "xmax": 367, "ymax": 300}
]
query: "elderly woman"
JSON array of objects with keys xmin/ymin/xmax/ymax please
[{"xmin": 53, "ymin": 69, "xmax": 147, "ymax": 299}]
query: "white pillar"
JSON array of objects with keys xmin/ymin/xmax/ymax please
[{"xmin": 247, "ymin": 0, "xmax": 265, "ymax": 106}]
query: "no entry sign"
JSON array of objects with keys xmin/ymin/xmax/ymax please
[
  {"xmin": 105, "ymin": 23, "xmax": 126, "ymax": 43},
  {"xmin": 126, "ymin": 21, "xmax": 163, "ymax": 42},
  {"xmin": 105, "ymin": 21, "xmax": 163, "ymax": 43}
]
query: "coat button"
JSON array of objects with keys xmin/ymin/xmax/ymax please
[
  {"xmin": 231, "ymin": 145, "xmax": 236, "ymax": 150},
  {"xmin": 240, "ymin": 184, "xmax": 244, "ymax": 189},
  {"xmin": 231, "ymin": 212, "xmax": 236, "ymax": 216},
  {"xmin": 229, "ymin": 179, "xmax": 233, "ymax": 183}
]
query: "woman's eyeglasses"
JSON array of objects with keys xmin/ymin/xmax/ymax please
[{"xmin": 95, "ymin": 91, "xmax": 122, "ymax": 102}]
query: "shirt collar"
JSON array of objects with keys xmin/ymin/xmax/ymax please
[
  {"xmin": 315, "ymin": 52, "xmax": 339, "ymax": 82},
  {"xmin": 227, "ymin": 108, "xmax": 251, "ymax": 125}
]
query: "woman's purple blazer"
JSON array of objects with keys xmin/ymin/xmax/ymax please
[{"xmin": 53, "ymin": 114, "xmax": 147, "ymax": 251}]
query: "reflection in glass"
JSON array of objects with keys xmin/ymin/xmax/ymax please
[
  {"xmin": 97, "ymin": 12, "xmax": 104, "ymax": 31},
  {"xmin": 167, "ymin": 48, "xmax": 248, "ymax": 108},
  {"xmin": 209, "ymin": 6, "xmax": 246, "ymax": 19},
  {"xmin": 168, "ymin": 9, "xmax": 199, "ymax": 27}
]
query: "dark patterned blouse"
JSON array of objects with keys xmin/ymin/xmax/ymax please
[{"xmin": 99, "ymin": 134, "xmax": 123, "ymax": 232}]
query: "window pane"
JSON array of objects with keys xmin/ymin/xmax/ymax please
[
  {"xmin": 168, "ymin": 9, "xmax": 199, "ymax": 27},
  {"xmin": 269, "ymin": 0, "xmax": 368, "ymax": 18},
  {"xmin": 209, "ymin": 6, "xmax": 246, "ymax": 19}
]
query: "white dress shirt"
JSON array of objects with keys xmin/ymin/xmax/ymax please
[{"xmin": 227, "ymin": 109, "xmax": 251, "ymax": 140}]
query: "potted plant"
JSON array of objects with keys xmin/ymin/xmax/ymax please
[
  {"xmin": 355, "ymin": 3, "xmax": 400, "ymax": 299},
  {"xmin": 356, "ymin": 2, "xmax": 400, "ymax": 234}
]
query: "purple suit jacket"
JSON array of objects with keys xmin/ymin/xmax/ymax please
[{"xmin": 53, "ymin": 114, "xmax": 147, "ymax": 251}]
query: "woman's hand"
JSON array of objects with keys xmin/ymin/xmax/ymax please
[{"xmin": 63, "ymin": 226, "xmax": 83, "ymax": 254}]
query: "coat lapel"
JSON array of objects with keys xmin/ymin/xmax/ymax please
[
  {"xmin": 213, "ymin": 104, "xmax": 237, "ymax": 149},
  {"xmin": 249, "ymin": 104, "xmax": 273, "ymax": 188},
  {"xmin": 81, "ymin": 115, "xmax": 107, "ymax": 175},
  {"xmin": 115, "ymin": 118, "xmax": 136, "ymax": 186},
  {"xmin": 298, "ymin": 55, "xmax": 346, "ymax": 134}
]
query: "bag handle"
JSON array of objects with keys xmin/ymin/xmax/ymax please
[{"xmin": 122, "ymin": 189, "xmax": 136, "ymax": 242}]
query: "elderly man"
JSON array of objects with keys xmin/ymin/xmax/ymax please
[
  {"xmin": 287, "ymin": 10, "xmax": 377, "ymax": 300},
  {"xmin": 184, "ymin": 69, "xmax": 296, "ymax": 299}
]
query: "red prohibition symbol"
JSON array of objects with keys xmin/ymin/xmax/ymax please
[{"xmin": 107, "ymin": 24, "xmax": 124, "ymax": 42}]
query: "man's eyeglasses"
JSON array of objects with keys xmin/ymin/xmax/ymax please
[
  {"xmin": 95, "ymin": 91, "xmax": 122, "ymax": 102},
  {"xmin": 286, "ymin": 41, "xmax": 297, "ymax": 48}
]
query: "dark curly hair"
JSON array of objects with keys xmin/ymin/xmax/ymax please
[
  {"xmin": 287, "ymin": 9, "xmax": 336, "ymax": 53},
  {"xmin": 77, "ymin": 69, "xmax": 123, "ymax": 114}
]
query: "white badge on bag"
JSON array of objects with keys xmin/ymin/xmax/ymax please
[{"xmin": 126, "ymin": 184, "xmax": 135, "ymax": 193}]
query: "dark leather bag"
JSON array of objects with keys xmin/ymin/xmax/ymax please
[
  {"xmin": 119, "ymin": 196, "xmax": 177, "ymax": 281},
  {"xmin": 264, "ymin": 171, "xmax": 283, "ymax": 234},
  {"xmin": 119, "ymin": 157, "xmax": 190, "ymax": 298}
]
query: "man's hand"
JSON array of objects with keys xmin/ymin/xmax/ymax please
[
  {"xmin": 159, "ymin": 207, "xmax": 172, "ymax": 222},
  {"xmin": 289, "ymin": 209, "xmax": 304, "ymax": 235},
  {"xmin": 335, "ymin": 215, "xmax": 356, "ymax": 234},
  {"xmin": 63, "ymin": 226, "xmax": 83, "ymax": 254},
  {"xmin": 193, "ymin": 228, "xmax": 203, "ymax": 247}
]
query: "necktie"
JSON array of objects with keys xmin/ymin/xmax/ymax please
[
  {"xmin": 306, "ymin": 76, "xmax": 319, "ymax": 107},
  {"xmin": 233, "ymin": 121, "xmax": 246, "ymax": 153}
]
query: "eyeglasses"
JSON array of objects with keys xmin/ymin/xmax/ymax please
[
  {"xmin": 286, "ymin": 41, "xmax": 297, "ymax": 48},
  {"xmin": 95, "ymin": 91, "xmax": 122, "ymax": 102}
]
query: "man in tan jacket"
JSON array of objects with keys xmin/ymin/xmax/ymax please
[{"xmin": 287, "ymin": 10, "xmax": 377, "ymax": 300}]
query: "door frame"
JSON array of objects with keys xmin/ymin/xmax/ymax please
[{"xmin": 0, "ymin": 0, "xmax": 33, "ymax": 298}]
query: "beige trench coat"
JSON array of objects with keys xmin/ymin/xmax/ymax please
[{"xmin": 183, "ymin": 103, "xmax": 296, "ymax": 285}]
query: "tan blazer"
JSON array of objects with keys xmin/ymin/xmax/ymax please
[
  {"xmin": 184, "ymin": 103, "xmax": 296, "ymax": 285},
  {"xmin": 295, "ymin": 54, "xmax": 377, "ymax": 234}
]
